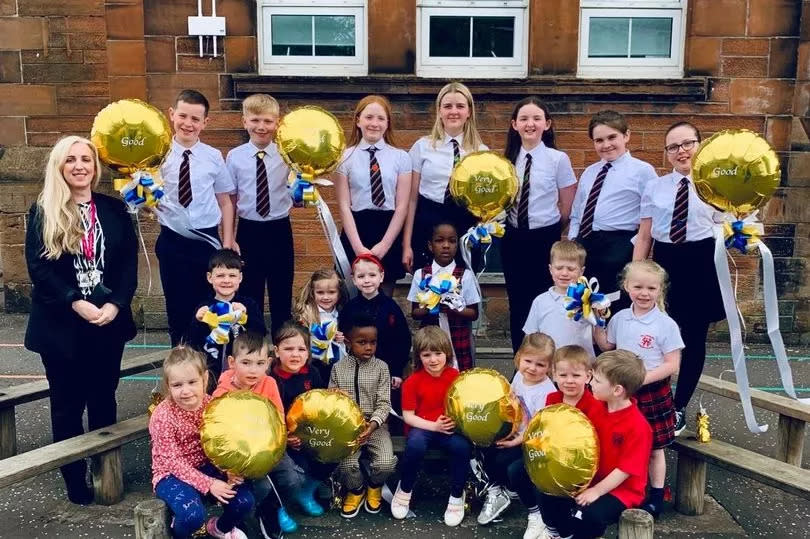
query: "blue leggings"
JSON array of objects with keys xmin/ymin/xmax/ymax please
[
  {"xmin": 155, "ymin": 463, "xmax": 254, "ymax": 539},
  {"xmin": 399, "ymin": 428, "xmax": 471, "ymax": 497}
]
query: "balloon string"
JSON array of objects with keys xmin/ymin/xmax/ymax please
[{"xmin": 134, "ymin": 211, "xmax": 162, "ymax": 396}]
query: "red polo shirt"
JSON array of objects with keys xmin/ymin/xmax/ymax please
[{"xmin": 401, "ymin": 367, "xmax": 459, "ymax": 421}]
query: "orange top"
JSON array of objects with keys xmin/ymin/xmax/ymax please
[{"xmin": 213, "ymin": 369, "xmax": 285, "ymax": 416}]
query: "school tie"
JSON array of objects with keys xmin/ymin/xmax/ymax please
[
  {"xmin": 517, "ymin": 153, "xmax": 532, "ymax": 229},
  {"xmin": 579, "ymin": 162, "xmax": 612, "ymax": 238},
  {"xmin": 367, "ymin": 146, "xmax": 385, "ymax": 207},
  {"xmin": 669, "ymin": 177, "xmax": 689, "ymax": 243},
  {"xmin": 255, "ymin": 151, "xmax": 270, "ymax": 217},
  {"xmin": 178, "ymin": 149, "xmax": 193, "ymax": 208},
  {"xmin": 444, "ymin": 138, "xmax": 461, "ymax": 203}
]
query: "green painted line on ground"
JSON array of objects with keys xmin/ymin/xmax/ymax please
[{"xmin": 126, "ymin": 344, "xmax": 171, "ymax": 349}]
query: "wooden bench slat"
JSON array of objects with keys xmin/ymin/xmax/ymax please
[
  {"xmin": 695, "ymin": 375, "xmax": 810, "ymax": 423},
  {"xmin": 0, "ymin": 350, "xmax": 166, "ymax": 408},
  {"xmin": 672, "ymin": 433, "xmax": 810, "ymax": 501},
  {"xmin": 0, "ymin": 415, "xmax": 149, "ymax": 490}
]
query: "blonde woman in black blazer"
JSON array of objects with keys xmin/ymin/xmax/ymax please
[{"xmin": 25, "ymin": 135, "xmax": 137, "ymax": 504}]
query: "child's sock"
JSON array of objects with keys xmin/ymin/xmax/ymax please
[
  {"xmin": 527, "ymin": 505, "xmax": 540, "ymax": 514},
  {"xmin": 488, "ymin": 485, "xmax": 503, "ymax": 496},
  {"xmin": 449, "ymin": 494, "xmax": 463, "ymax": 505},
  {"xmin": 649, "ymin": 487, "xmax": 664, "ymax": 506}
]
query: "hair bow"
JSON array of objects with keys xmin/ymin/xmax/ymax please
[
  {"xmin": 202, "ymin": 301, "xmax": 247, "ymax": 345},
  {"xmin": 564, "ymin": 276, "xmax": 619, "ymax": 328}
]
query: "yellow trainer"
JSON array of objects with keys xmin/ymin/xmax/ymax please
[
  {"xmin": 341, "ymin": 490, "xmax": 366, "ymax": 519},
  {"xmin": 365, "ymin": 486, "xmax": 383, "ymax": 514}
]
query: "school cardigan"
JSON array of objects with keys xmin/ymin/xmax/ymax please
[
  {"xmin": 340, "ymin": 293, "xmax": 412, "ymax": 378},
  {"xmin": 24, "ymin": 193, "xmax": 137, "ymax": 356},
  {"xmin": 328, "ymin": 354, "xmax": 392, "ymax": 427},
  {"xmin": 270, "ymin": 364, "xmax": 326, "ymax": 413}
]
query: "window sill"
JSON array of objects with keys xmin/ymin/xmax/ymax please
[{"xmin": 232, "ymin": 74, "xmax": 707, "ymax": 101}]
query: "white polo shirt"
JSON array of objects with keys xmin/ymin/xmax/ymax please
[
  {"xmin": 226, "ymin": 141, "xmax": 292, "ymax": 222},
  {"xmin": 522, "ymin": 287, "xmax": 595, "ymax": 357},
  {"xmin": 407, "ymin": 260, "xmax": 481, "ymax": 307},
  {"xmin": 335, "ymin": 139, "xmax": 412, "ymax": 212},
  {"xmin": 640, "ymin": 171, "xmax": 716, "ymax": 243},
  {"xmin": 409, "ymin": 134, "xmax": 488, "ymax": 203},
  {"xmin": 508, "ymin": 143, "xmax": 577, "ymax": 229},
  {"xmin": 568, "ymin": 151, "xmax": 658, "ymax": 239},
  {"xmin": 511, "ymin": 372, "xmax": 557, "ymax": 427},
  {"xmin": 606, "ymin": 305, "xmax": 684, "ymax": 371},
  {"xmin": 159, "ymin": 138, "xmax": 235, "ymax": 230}
]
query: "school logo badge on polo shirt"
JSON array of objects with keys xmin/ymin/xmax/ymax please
[{"xmin": 639, "ymin": 335, "xmax": 655, "ymax": 349}]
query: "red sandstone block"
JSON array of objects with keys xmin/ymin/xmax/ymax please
[
  {"xmin": 21, "ymin": 49, "xmax": 83, "ymax": 64},
  {"xmin": 19, "ymin": 0, "xmax": 102, "ymax": 16},
  {"xmin": 27, "ymin": 132, "xmax": 62, "ymax": 147},
  {"xmin": 769, "ymin": 38, "xmax": 799, "ymax": 78},
  {"xmin": 691, "ymin": 0, "xmax": 747, "ymax": 36},
  {"xmin": 686, "ymin": 37, "xmax": 721, "ymax": 76},
  {"xmin": 0, "ymin": 117, "xmax": 26, "ymax": 146},
  {"xmin": 177, "ymin": 54, "xmax": 225, "ymax": 73},
  {"xmin": 721, "ymin": 56, "xmax": 768, "ymax": 78},
  {"xmin": 106, "ymin": 3, "xmax": 145, "ymax": 40},
  {"xmin": 0, "ymin": 84, "xmax": 57, "ymax": 115},
  {"xmin": 66, "ymin": 16, "xmax": 105, "ymax": 33},
  {"xmin": 722, "ymin": 38, "xmax": 770, "ymax": 56},
  {"xmin": 224, "ymin": 36, "xmax": 256, "ymax": 73},
  {"xmin": 108, "ymin": 40, "xmax": 146, "ymax": 76},
  {"xmin": 0, "ymin": 17, "xmax": 47, "ymax": 50},
  {"xmin": 27, "ymin": 116, "xmax": 93, "ymax": 132},
  {"xmin": 767, "ymin": 117, "xmax": 793, "ymax": 152},
  {"xmin": 708, "ymin": 78, "xmax": 730, "ymax": 102},
  {"xmin": 0, "ymin": 51, "xmax": 21, "ymax": 83},
  {"xmin": 208, "ymin": 111, "xmax": 244, "ymax": 130},
  {"xmin": 56, "ymin": 81, "xmax": 109, "ymax": 97},
  {"xmin": 84, "ymin": 50, "xmax": 108, "ymax": 64},
  {"xmin": 57, "ymin": 96, "xmax": 110, "ymax": 115},
  {"xmin": 748, "ymin": 0, "xmax": 801, "ymax": 37},
  {"xmin": 145, "ymin": 37, "xmax": 176, "ymax": 74},
  {"xmin": 146, "ymin": 73, "xmax": 220, "ymax": 110},
  {"xmin": 66, "ymin": 33, "xmax": 107, "ymax": 50},
  {"xmin": 0, "ymin": 0, "xmax": 16, "ymax": 15},
  {"xmin": 729, "ymin": 79, "xmax": 794, "ymax": 115},
  {"xmin": 23, "ymin": 62, "xmax": 107, "ymax": 83},
  {"xmin": 110, "ymin": 76, "xmax": 148, "ymax": 101}
]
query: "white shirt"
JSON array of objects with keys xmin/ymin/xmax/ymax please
[
  {"xmin": 409, "ymin": 134, "xmax": 488, "ymax": 203},
  {"xmin": 508, "ymin": 144, "xmax": 577, "ymax": 228},
  {"xmin": 336, "ymin": 139, "xmax": 411, "ymax": 212},
  {"xmin": 158, "ymin": 139, "xmax": 235, "ymax": 230},
  {"xmin": 522, "ymin": 288, "xmax": 595, "ymax": 357},
  {"xmin": 511, "ymin": 373, "xmax": 556, "ymax": 430},
  {"xmin": 407, "ymin": 260, "xmax": 481, "ymax": 307},
  {"xmin": 640, "ymin": 171, "xmax": 715, "ymax": 243},
  {"xmin": 606, "ymin": 305, "xmax": 684, "ymax": 371},
  {"xmin": 568, "ymin": 151, "xmax": 658, "ymax": 239},
  {"xmin": 226, "ymin": 142, "xmax": 292, "ymax": 221}
]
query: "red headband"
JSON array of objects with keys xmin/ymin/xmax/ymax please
[{"xmin": 352, "ymin": 253, "xmax": 384, "ymax": 271}]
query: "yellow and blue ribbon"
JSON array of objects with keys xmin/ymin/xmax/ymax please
[
  {"xmin": 415, "ymin": 272, "xmax": 459, "ymax": 315},
  {"xmin": 113, "ymin": 170, "xmax": 164, "ymax": 212},
  {"xmin": 564, "ymin": 276, "xmax": 618, "ymax": 328},
  {"xmin": 310, "ymin": 320, "xmax": 338, "ymax": 365},
  {"xmin": 289, "ymin": 172, "xmax": 318, "ymax": 207},
  {"xmin": 202, "ymin": 301, "xmax": 247, "ymax": 346},
  {"xmin": 724, "ymin": 220, "xmax": 761, "ymax": 254},
  {"xmin": 466, "ymin": 222, "xmax": 505, "ymax": 247}
]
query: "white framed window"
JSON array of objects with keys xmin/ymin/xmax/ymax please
[
  {"xmin": 257, "ymin": 0, "xmax": 368, "ymax": 76},
  {"xmin": 416, "ymin": 0, "xmax": 529, "ymax": 79},
  {"xmin": 578, "ymin": 0, "xmax": 686, "ymax": 79}
]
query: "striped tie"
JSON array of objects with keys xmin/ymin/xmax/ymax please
[
  {"xmin": 669, "ymin": 177, "xmax": 689, "ymax": 243},
  {"xmin": 367, "ymin": 147, "xmax": 385, "ymax": 207},
  {"xmin": 517, "ymin": 153, "xmax": 532, "ymax": 229},
  {"xmin": 255, "ymin": 151, "xmax": 270, "ymax": 217},
  {"xmin": 178, "ymin": 149, "xmax": 192, "ymax": 208},
  {"xmin": 444, "ymin": 138, "xmax": 461, "ymax": 203},
  {"xmin": 579, "ymin": 162, "xmax": 612, "ymax": 238}
]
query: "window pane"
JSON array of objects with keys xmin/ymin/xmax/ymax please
[
  {"xmin": 314, "ymin": 15, "xmax": 355, "ymax": 56},
  {"xmin": 429, "ymin": 16, "xmax": 470, "ymax": 57},
  {"xmin": 588, "ymin": 18, "xmax": 629, "ymax": 58},
  {"xmin": 472, "ymin": 17, "xmax": 514, "ymax": 58},
  {"xmin": 630, "ymin": 18, "xmax": 672, "ymax": 58},
  {"xmin": 271, "ymin": 15, "xmax": 312, "ymax": 56}
]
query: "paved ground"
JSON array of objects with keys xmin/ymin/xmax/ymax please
[{"xmin": 0, "ymin": 313, "xmax": 808, "ymax": 538}]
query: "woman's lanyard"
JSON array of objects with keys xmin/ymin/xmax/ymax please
[{"xmin": 80, "ymin": 200, "xmax": 96, "ymax": 263}]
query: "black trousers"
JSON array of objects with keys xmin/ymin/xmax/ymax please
[
  {"xmin": 237, "ymin": 217, "xmax": 294, "ymax": 337},
  {"xmin": 539, "ymin": 491, "xmax": 626, "ymax": 539},
  {"xmin": 39, "ymin": 327, "xmax": 125, "ymax": 488},
  {"xmin": 575, "ymin": 230, "xmax": 636, "ymax": 313},
  {"xmin": 502, "ymin": 222, "xmax": 561, "ymax": 351},
  {"xmin": 156, "ymin": 225, "xmax": 219, "ymax": 346},
  {"xmin": 411, "ymin": 194, "xmax": 477, "ymax": 271}
]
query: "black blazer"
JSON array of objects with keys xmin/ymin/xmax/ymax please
[{"xmin": 24, "ymin": 192, "xmax": 138, "ymax": 356}]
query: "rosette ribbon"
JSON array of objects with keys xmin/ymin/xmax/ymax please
[
  {"xmin": 466, "ymin": 222, "xmax": 505, "ymax": 247},
  {"xmin": 310, "ymin": 320, "xmax": 339, "ymax": 366},
  {"xmin": 202, "ymin": 301, "xmax": 247, "ymax": 346},
  {"xmin": 713, "ymin": 210, "xmax": 810, "ymax": 434},
  {"xmin": 416, "ymin": 272, "xmax": 464, "ymax": 368},
  {"xmin": 288, "ymin": 172, "xmax": 354, "ymax": 294},
  {"xmin": 564, "ymin": 276, "xmax": 620, "ymax": 328},
  {"xmin": 113, "ymin": 169, "xmax": 164, "ymax": 213}
]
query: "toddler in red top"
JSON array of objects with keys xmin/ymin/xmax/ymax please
[
  {"xmin": 536, "ymin": 350, "xmax": 652, "ymax": 539},
  {"xmin": 149, "ymin": 346, "xmax": 254, "ymax": 539},
  {"xmin": 391, "ymin": 326, "xmax": 472, "ymax": 528}
]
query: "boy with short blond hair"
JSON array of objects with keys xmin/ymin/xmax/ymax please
[
  {"xmin": 523, "ymin": 240, "xmax": 594, "ymax": 356},
  {"xmin": 227, "ymin": 93, "xmax": 294, "ymax": 337}
]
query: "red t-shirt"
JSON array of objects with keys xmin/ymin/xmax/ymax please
[
  {"xmin": 401, "ymin": 367, "xmax": 459, "ymax": 421},
  {"xmin": 545, "ymin": 389, "xmax": 604, "ymax": 423},
  {"xmin": 589, "ymin": 398, "xmax": 653, "ymax": 508}
]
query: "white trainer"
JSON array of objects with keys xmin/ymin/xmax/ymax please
[
  {"xmin": 523, "ymin": 511, "xmax": 548, "ymax": 539},
  {"xmin": 477, "ymin": 487, "xmax": 511, "ymax": 524},
  {"xmin": 390, "ymin": 482, "xmax": 412, "ymax": 520},
  {"xmin": 444, "ymin": 492, "xmax": 466, "ymax": 527}
]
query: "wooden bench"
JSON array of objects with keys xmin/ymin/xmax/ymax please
[
  {"xmin": 0, "ymin": 414, "xmax": 149, "ymax": 505},
  {"xmin": 673, "ymin": 431, "xmax": 810, "ymax": 515},
  {"xmin": 0, "ymin": 350, "xmax": 166, "ymax": 459}
]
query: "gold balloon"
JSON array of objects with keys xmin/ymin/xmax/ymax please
[
  {"xmin": 444, "ymin": 368, "xmax": 522, "ymax": 446},
  {"xmin": 523, "ymin": 404, "xmax": 599, "ymax": 498},
  {"xmin": 692, "ymin": 129, "xmax": 781, "ymax": 218},
  {"xmin": 286, "ymin": 389, "xmax": 366, "ymax": 463},
  {"xmin": 201, "ymin": 391, "xmax": 287, "ymax": 479},
  {"xmin": 276, "ymin": 106, "xmax": 346, "ymax": 179},
  {"xmin": 90, "ymin": 99, "xmax": 172, "ymax": 175},
  {"xmin": 449, "ymin": 151, "xmax": 519, "ymax": 222}
]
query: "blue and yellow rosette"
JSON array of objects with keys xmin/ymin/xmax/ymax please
[
  {"xmin": 564, "ymin": 276, "xmax": 619, "ymax": 328},
  {"xmin": 113, "ymin": 169, "xmax": 165, "ymax": 212},
  {"xmin": 202, "ymin": 301, "xmax": 247, "ymax": 346},
  {"xmin": 466, "ymin": 222, "xmax": 505, "ymax": 247},
  {"xmin": 310, "ymin": 320, "xmax": 338, "ymax": 366},
  {"xmin": 723, "ymin": 219, "xmax": 762, "ymax": 254},
  {"xmin": 415, "ymin": 272, "xmax": 460, "ymax": 315}
]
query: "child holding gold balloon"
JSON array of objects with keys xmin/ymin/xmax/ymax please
[
  {"xmin": 150, "ymin": 346, "xmax": 254, "ymax": 539},
  {"xmin": 476, "ymin": 333, "xmax": 557, "ymax": 527},
  {"xmin": 268, "ymin": 322, "xmax": 334, "ymax": 535},
  {"xmin": 391, "ymin": 326, "xmax": 472, "ymax": 527},
  {"xmin": 403, "ymin": 82, "xmax": 488, "ymax": 272},
  {"xmin": 593, "ymin": 260, "xmax": 683, "ymax": 518}
]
